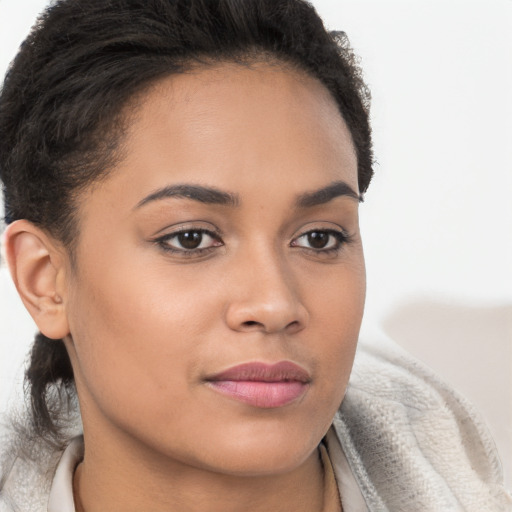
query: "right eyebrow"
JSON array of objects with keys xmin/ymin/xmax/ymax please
[{"xmin": 134, "ymin": 183, "xmax": 240, "ymax": 210}]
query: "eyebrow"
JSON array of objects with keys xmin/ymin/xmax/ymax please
[
  {"xmin": 134, "ymin": 180, "xmax": 361, "ymax": 210},
  {"xmin": 135, "ymin": 184, "xmax": 240, "ymax": 209},
  {"xmin": 295, "ymin": 181, "xmax": 362, "ymax": 208}
]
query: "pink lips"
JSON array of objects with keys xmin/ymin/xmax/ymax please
[{"xmin": 205, "ymin": 361, "xmax": 310, "ymax": 408}]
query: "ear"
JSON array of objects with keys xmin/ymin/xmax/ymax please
[{"xmin": 4, "ymin": 220, "xmax": 70, "ymax": 340}]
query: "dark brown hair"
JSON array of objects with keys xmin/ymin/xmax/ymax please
[{"xmin": 0, "ymin": 0, "xmax": 373, "ymax": 437}]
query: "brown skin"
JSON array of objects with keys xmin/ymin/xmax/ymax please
[{"xmin": 5, "ymin": 63, "xmax": 364, "ymax": 511}]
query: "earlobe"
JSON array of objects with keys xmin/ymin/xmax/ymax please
[{"xmin": 4, "ymin": 220, "xmax": 70, "ymax": 340}]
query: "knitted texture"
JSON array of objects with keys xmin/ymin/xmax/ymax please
[{"xmin": 334, "ymin": 339, "xmax": 512, "ymax": 511}]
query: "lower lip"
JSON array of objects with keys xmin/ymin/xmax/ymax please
[{"xmin": 207, "ymin": 380, "xmax": 308, "ymax": 408}]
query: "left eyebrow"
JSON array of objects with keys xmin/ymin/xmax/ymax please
[{"xmin": 295, "ymin": 181, "xmax": 362, "ymax": 208}]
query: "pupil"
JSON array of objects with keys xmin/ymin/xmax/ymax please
[
  {"xmin": 178, "ymin": 231, "xmax": 202, "ymax": 249},
  {"xmin": 308, "ymin": 232, "xmax": 328, "ymax": 249}
]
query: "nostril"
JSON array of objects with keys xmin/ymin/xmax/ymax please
[{"xmin": 242, "ymin": 320, "xmax": 260, "ymax": 328}]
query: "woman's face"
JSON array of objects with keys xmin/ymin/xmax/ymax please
[{"xmin": 63, "ymin": 62, "xmax": 365, "ymax": 476}]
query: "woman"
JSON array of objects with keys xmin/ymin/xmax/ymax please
[{"xmin": 0, "ymin": 0, "xmax": 510, "ymax": 511}]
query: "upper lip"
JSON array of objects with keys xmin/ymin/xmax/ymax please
[{"xmin": 206, "ymin": 361, "xmax": 311, "ymax": 383}]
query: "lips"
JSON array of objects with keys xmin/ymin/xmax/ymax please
[{"xmin": 205, "ymin": 361, "xmax": 311, "ymax": 408}]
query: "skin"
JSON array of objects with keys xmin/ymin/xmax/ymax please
[{"xmin": 6, "ymin": 62, "xmax": 365, "ymax": 511}]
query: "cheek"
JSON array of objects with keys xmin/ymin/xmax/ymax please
[
  {"xmin": 65, "ymin": 246, "xmax": 218, "ymax": 424},
  {"xmin": 307, "ymin": 245, "xmax": 366, "ymax": 333},
  {"xmin": 307, "ymin": 253, "xmax": 366, "ymax": 394}
]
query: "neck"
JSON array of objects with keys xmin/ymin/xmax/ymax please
[{"xmin": 73, "ymin": 428, "xmax": 325, "ymax": 512}]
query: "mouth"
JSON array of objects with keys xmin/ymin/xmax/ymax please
[{"xmin": 205, "ymin": 361, "xmax": 311, "ymax": 408}]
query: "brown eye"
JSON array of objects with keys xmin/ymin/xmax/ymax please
[
  {"xmin": 177, "ymin": 231, "xmax": 203, "ymax": 249},
  {"xmin": 307, "ymin": 231, "xmax": 330, "ymax": 249},
  {"xmin": 156, "ymin": 228, "xmax": 223, "ymax": 253},
  {"xmin": 291, "ymin": 229, "xmax": 347, "ymax": 252}
]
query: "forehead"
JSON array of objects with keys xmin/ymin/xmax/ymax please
[{"xmin": 81, "ymin": 62, "xmax": 358, "ymax": 216}]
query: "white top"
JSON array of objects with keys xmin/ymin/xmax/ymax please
[
  {"xmin": 47, "ymin": 437, "xmax": 83, "ymax": 512},
  {"xmin": 47, "ymin": 428, "xmax": 368, "ymax": 512}
]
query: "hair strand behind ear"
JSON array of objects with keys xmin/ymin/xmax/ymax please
[{"xmin": 25, "ymin": 333, "xmax": 75, "ymax": 438}]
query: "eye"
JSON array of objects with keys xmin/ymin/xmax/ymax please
[
  {"xmin": 155, "ymin": 228, "xmax": 223, "ymax": 254},
  {"xmin": 291, "ymin": 229, "xmax": 349, "ymax": 252}
]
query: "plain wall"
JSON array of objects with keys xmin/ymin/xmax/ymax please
[{"xmin": 1, "ymin": 0, "xmax": 511, "ymax": 486}]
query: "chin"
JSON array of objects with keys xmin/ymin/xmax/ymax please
[{"xmin": 188, "ymin": 417, "xmax": 327, "ymax": 477}]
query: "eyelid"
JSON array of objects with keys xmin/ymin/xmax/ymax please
[
  {"xmin": 151, "ymin": 220, "xmax": 221, "ymax": 238},
  {"xmin": 151, "ymin": 223, "xmax": 224, "ymax": 257},
  {"xmin": 290, "ymin": 221, "xmax": 351, "ymax": 240},
  {"xmin": 290, "ymin": 224, "xmax": 354, "ymax": 253},
  {"xmin": 163, "ymin": 229, "xmax": 220, "ymax": 246},
  {"xmin": 294, "ymin": 229, "xmax": 346, "ymax": 244}
]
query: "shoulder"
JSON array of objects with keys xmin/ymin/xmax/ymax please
[
  {"xmin": 0, "ymin": 416, "xmax": 48, "ymax": 511},
  {"xmin": 0, "ymin": 406, "xmax": 81, "ymax": 512},
  {"xmin": 332, "ymin": 338, "xmax": 512, "ymax": 511}
]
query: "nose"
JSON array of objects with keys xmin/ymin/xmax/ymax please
[{"xmin": 224, "ymin": 250, "xmax": 309, "ymax": 335}]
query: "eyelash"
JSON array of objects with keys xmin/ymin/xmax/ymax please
[
  {"xmin": 153, "ymin": 227, "xmax": 353, "ymax": 257},
  {"xmin": 291, "ymin": 229, "xmax": 354, "ymax": 256},
  {"xmin": 154, "ymin": 228, "xmax": 222, "ymax": 257}
]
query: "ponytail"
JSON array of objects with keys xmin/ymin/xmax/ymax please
[{"xmin": 25, "ymin": 333, "xmax": 75, "ymax": 436}]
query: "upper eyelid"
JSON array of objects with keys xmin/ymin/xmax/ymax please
[
  {"xmin": 292, "ymin": 226, "xmax": 349, "ymax": 239},
  {"xmin": 153, "ymin": 223, "xmax": 223, "ymax": 239},
  {"xmin": 296, "ymin": 227, "xmax": 346, "ymax": 235},
  {"xmin": 161, "ymin": 227, "xmax": 218, "ymax": 236},
  {"xmin": 155, "ymin": 228, "xmax": 223, "ymax": 244},
  {"xmin": 291, "ymin": 228, "xmax": 354, "ymax": 250},
  {"xmin": 153, "ymin": 228, "xmax": 223, "ymax": 257}
]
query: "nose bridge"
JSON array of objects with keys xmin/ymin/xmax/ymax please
[{"xmin": 225, "ymin": 240, "xmax": 308, "ymax": 334}]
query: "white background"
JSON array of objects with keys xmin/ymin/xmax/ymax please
[{"xmin": 1, "ymin": 0, "xmax": 511, "ymax": 486}]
